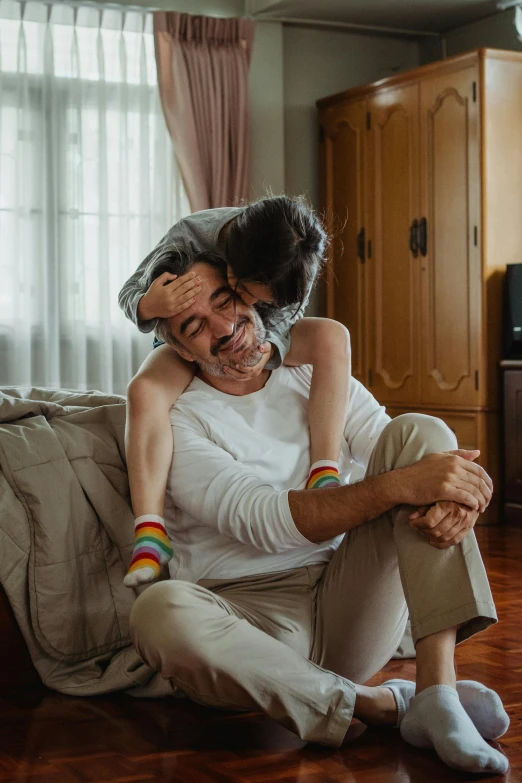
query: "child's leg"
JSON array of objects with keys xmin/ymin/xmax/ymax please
[
  {"xmin": 285, "ymin": 318, "xmax": 351, "ymax": 488},
  {"xmin": 124, "ymin": 345, "xmax": 195, "ymax": 587}
]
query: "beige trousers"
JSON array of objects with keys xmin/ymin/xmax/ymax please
[{"xmin": 130, "ymin": 414, "xmax": 497, "ymax": 748}]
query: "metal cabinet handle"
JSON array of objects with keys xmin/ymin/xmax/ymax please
[
  {"xmin": 356, "ymin": 227, "xmax": 365, "ymax": 263},
  {"xmin": 419, "ymin": 217, "xmax": 428, "ymax": 257}
]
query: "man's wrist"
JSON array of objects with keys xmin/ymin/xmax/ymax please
[
  {"xmin": 289, "ymin": 470, "xmax": 408, "ymax": 543},
  {"xmin": 378, "ymin": 469, "xmax": 408, "ymax": 508}
]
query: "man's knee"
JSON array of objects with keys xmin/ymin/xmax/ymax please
[
  {"xmin": 130, "ymin": 580, "xmax": 207, "ymax": 669},
  {"xmin": 387, "ymin": 413, "xmax": 457, "ymax": 454}
]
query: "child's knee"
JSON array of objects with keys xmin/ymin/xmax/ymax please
[
  {"xmin": 313, "ymin": 320, "xmax": 351, "ymax": 361},
  {"xmin": 329, "ymin": 321, "xmax": 351, "ymax": 356}
]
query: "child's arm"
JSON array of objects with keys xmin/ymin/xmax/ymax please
[
  {"xmin": 122, "ymin": 269, "xmax": 202, "ymax": 588},
  {"xmin": 126, "ymin": 345, "xmax": 194, "ymax": 517},
  {"xmin": 124, "ymin": 345, "xmax": 195, "ymax": 588},
  {"xmin": 126, "ymin": 269, "xmax": 201, "ymax": 516},
  {"xmin": 284, "ymin": 318, "xmax": 351, "ymax": 487}
]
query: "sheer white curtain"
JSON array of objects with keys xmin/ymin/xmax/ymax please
[{"xmin": 0, "ymin": 0, "xmax": 189, "ymax": 394}]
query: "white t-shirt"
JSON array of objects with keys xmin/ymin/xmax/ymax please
[{"xmin": 166, "ymin": 365, "xmax": 391, "ymax": 583}]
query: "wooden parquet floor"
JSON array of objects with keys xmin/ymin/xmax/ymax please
[{"xmin": 1, "ymin": 525, "xmax": 521, "ymax": 783}]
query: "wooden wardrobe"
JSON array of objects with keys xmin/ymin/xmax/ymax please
[{"xmin": 317, "ymin": 49, "xmax": 522, "ymax": 524}]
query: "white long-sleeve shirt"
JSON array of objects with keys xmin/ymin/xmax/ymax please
[{"xmin": 165, "ymin": 365, "xmax": 391, "ymax": 582}]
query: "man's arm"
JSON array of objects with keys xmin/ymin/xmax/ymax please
[
  {"xmin": 171, "ymin": 410, "xmax": 397, "ymax": 550},
  {"xmin": 169, "ymin": 414, "xmax": 311, "ymax": 553},
  {"xmin": 170, "ymin": 409, "xmax": 491, "ymax": 551},
  {"xmin": 409, "ymin": 501, "xmax": 479, "ymax": 549},
  {"xmin": 288, "ymin": 451, "xmax": 492, "ymax": 543}
]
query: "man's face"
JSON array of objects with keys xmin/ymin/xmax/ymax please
[{"xmin": 167, "ymin": 262, "xmax": 267, "ymax": 377}]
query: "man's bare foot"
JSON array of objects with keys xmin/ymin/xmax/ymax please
[{"xmin": 352, "ymin": 684, "xmax": 398, "ymax": 727}]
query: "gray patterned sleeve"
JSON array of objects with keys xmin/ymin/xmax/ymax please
[
  {"xmin": 118, "ymin": 241, "xmax": 165, "ymax": 333},
  {"xmin": 263, "ymin": 298, "xmax": 309, "ymax": 370},
  {"xmin": 118, "ymin": 225, "xmax": 190, "ymax": 333}
]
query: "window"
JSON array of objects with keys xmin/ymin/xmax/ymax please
[{"xmin": 0, "ymin": 0, "xmax": 189, "ymax": 393}]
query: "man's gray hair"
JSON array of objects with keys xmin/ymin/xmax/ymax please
[
  {"xmin": 140, "ymin": 244, "xmax": 227, "ymax": 349},
  {"xmin": 154, "ymin": 312, "xmax": 184, "ymax": 352}
]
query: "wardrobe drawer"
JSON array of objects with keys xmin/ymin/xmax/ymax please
[{"xmin": 436, "ymin": 413, "xmax": 478, "ymax": 450}]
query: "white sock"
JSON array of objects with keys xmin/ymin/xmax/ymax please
[
  {"xmin": 457, "ymin": 680, "xmax": 510, "ymax": 740},
  {"xmin": 383, "ymin": 679, "xmax": 510, "ymax": 739},
  {"xmin": 383, "ymin": 679, "xmax": 413, "ymax": 727},
  {"xmin": 400, "ymin": 685, "xmax": 509, "ymax": 774}
]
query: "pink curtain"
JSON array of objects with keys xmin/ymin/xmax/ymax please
[{"xmin": 154, "ymin": 13, "xmax": 255, "ymax": 211}]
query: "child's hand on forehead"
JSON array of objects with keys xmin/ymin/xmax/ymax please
[{"xmin": 137, "ymin": 271, "xmax": 201, "ymax": 321}]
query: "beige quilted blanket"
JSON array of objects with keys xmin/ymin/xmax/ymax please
[{"xmin": 0, "ymin": 387, "xmax": 177, "ymax": 697}]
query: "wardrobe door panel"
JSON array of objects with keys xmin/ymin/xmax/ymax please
[
  {"xmin": 368, "ymin": 83, "xmax": 421, "ymax": 405},
  {"xmin": 321, "ymin": 99, "xmax": 367, "ymax": 384},
  {"xmin": 419, "ymin": 65, "xmax": 481, "ymax": 407}
]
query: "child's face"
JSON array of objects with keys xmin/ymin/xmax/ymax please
[{"xmin": 227, "ymin": 268, "xmax": 275, "ymax": 306}]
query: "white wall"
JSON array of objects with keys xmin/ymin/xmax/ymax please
[
  {"xmin": 283, "ymin": 27, "xmax": 420, "ymax": 207},
  {"xmin": 443, "ymin": 9, "xmax": 521, "ymax": 56},
  {"xmin": 283, "ymin": 26, "xmax": 420, "ymax": 314},
  {"xmin": 249, "ymin": 22, "xmax": 285, "ymax": 198},
  {"xmin": 420, "ymin": 9, "xmax": 522, "ymax": 63}
]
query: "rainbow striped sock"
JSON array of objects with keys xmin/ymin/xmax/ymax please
[
  {"xmin": 306, "ymin": 460, "xmax": 341, "ymax": 489},
  {"xmin": 123, "ymin": 514, "xmax": 174, "ymax": 588}
]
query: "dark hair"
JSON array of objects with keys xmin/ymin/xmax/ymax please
[{"xmin": 225, "ymin": 195, "xmax": 328, "ymax": 309}]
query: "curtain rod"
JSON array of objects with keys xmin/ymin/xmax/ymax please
[{"xmin": 7, "ymin": 0, "xmax": 440, "ymax": 37}]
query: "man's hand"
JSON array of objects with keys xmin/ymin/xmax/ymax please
[
  {"xmin": 396, "ymin": 449, "xmax": 492, "ymax": 512},
  {"xmin": 137, "ymin": 271, "xmax": 201, "ymax": 321},
  {"xmin": 409, "ymin": 501, "xmax": 479, "ymax": 549},
  {"xmin": 223, "ymin": 343, "xmax": 274, "ymax": 381}
]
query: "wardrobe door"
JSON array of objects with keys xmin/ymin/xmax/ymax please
[
  {"xmin": 504, "ymin": 368, "xmax": 522, "ymax": 507},
  {"xmin": 368, "ymin": 82, "xmax": 421, "ymax": 405},
  {"xmin": 419, "ymin": 65, "xmax": 481, "ymax": 408},
  {"xmin": 320, "ymin": 98, "xmax": 367, "ymax": 385}
]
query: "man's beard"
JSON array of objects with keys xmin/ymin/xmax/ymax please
[{"xmin": 195, "ymin": 310, "xmax": 267, "ymax": 378}]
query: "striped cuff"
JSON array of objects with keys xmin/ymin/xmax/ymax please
[{"xmin": 134, "ymin": 513, "xmax": 165, "ymax": 529}]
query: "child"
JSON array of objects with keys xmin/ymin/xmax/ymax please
[{"xmin": 119, "ymin": 196, "xmax": 351, "ymax": 587}]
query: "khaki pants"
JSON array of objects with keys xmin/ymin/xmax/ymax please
[{"xmin": 130, "ymin": 414, "xmax": 497, "ymax": 747}]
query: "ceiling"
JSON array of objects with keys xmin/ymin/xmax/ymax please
[{"xmin": 248, "ymin": 0, "xmax": 502, "ymax": 33}]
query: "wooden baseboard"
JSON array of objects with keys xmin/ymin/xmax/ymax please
[{"xmin": 505, "ymin": 502, "xmax": 522, "ymax": 525}]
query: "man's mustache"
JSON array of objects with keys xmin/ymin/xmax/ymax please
[{"xmin": 210, "ymin": 316, "xmax": 250, "ymax": 357}]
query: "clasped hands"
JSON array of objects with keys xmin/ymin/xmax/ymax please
[{"xmin": 407, "ymin": 449, "xmax": 492, "ymax": 549}]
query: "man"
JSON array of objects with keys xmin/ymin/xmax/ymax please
[{"xmin": 130, "ymin": 251, "xmax": 508, "ymax": 775}]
